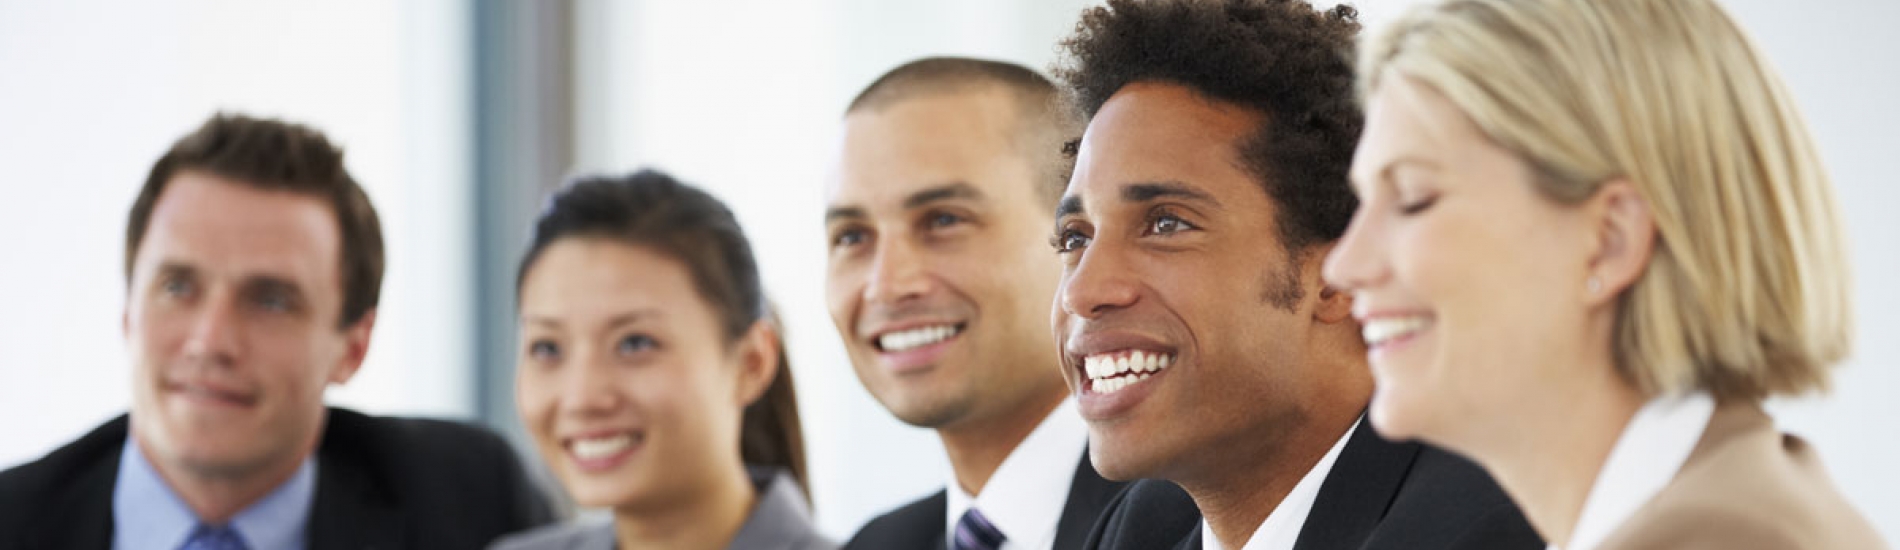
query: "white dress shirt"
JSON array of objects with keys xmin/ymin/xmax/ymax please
[
  {"xmin": 1202, "ymin": 418, "xmax": 1361, "ymax": 550},
  {"xmin": 1554, "ymin": 391, "xmax": 1714, "ymax": 550},
  {"xmin": 945, "ymin": 398, "xmax": 1090, "ymax": 550}
]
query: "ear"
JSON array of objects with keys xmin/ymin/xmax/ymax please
[
  {"xmin": 329, "ymin": 308, "xmax": 377, "ymax": 386},
  {"xmin": 1307, "ymin": 244, "xmax": 1354, "ymax": 324},
  {"xmin": 732, "ymin": 320, "xmax": 780, "ymax": 407},
  {"xmin": 1585, "ymin": 179, "xmax": 1656, "ymax": 306}
]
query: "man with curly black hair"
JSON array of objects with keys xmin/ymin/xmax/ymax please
[{"xmin": 1047, "ymin": 1, "xmax": 1541, "ymax": 549}]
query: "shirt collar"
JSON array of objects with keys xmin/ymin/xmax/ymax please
[
  {"xmin": 112, "ymin": 434, "xmax": 317, "ymax": 550},
  {"xmin": 1202, "ymin": 417, "xmax": 1361, "ymax": 550},
  {"xmin": 944, "ymin": 398, "xmax": 1090, "ymax": 550},
  {"xmin": 1558, "ymin": 391, "xmax": 1713, "ymax": 550}
]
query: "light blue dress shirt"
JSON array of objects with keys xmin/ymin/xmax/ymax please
[{"xmin": 111, "ymin": 436, "xmax": 316, "ymax": 550}]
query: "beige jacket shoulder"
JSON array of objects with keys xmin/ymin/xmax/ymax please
[{"xmin": 1598, "ymin": 401, "xmax": 1886, "ymax": 549}]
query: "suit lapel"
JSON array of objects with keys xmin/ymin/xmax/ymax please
[
  {"xmin": 924, "ymin": 491, "xmax": 949, "ymax": 550},
  {"xmin": 1053, "ymin": 448, "xmax": 1129, "ymax": 550},
  {"xmin": 305, "ymin": 413, "xmax": 405, "ymax": 550},
  {"xmin": 29, "ymin": 418, "xmax": 124, "ymax": 550},
  {"xmin": 1177, "ymin": 526, "xmax": 1203, "ymax": 550},
  {"xmin": 1291, "ymin": 419, "xmax": 1421, "ymax": 550}
]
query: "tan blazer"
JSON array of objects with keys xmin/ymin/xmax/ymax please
[{"xmin": 1598, "ymin": 401, "xmax": 1886, "ymax": 549}]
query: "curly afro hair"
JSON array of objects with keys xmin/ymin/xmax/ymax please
[{"xmin": 1053, "ymin": 0, "xmax": 1363, "ymax": 252}]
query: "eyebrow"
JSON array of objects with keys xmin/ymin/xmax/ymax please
[
  {"xmin": 521, "ymin": 309, "xmax": 662, "ymax": 329},
  {"xmin": 823, "ymin": 182, "xmax": 985, "ymax": 224},
  {"xmin": 1055, "ymin": 195, "xmax": 1084, "ymax": 219},
  {"xmin": 154, "ymin": 261, "xmax": 197, "ymax": 280},
  {"xmin": 1055, "ymin": 181, "xmax": 1222, "ymax": 220},
  {"xmin": 157, "ymin": 261, "xmax": 305, "ymax": 294},
  {"xmin": 1358, "ymin": 157, "xmax": 1443, "ymax": 189},
  {"xmin": 1123, "ymin": 181, "xmax": 1219, "ymax": 207},
  {"xmin": 823, "ymin": 205, "xmax": 865, "ymax": 223},
  {"xmin": 243, "ymin": 276, "xmax": 306, "ymax": 300},
  {"xmin": 903, "ymin": 182, "xmax": 983, "ymax": 209}
]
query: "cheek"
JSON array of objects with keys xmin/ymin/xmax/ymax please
[
  {"xmin": 648, "ymin": 365, "xmax": 732, "ymax": 433},
  {"xmin": 825, "ymin": 262, "xmax": 863, "ymax": 314},
  {"xmin": 514, "ymin": 370, "xmax": 558, "ymax": 432},
  {"xmin": 279, "ymin": 331, "xmax": 346, "ymax": 389}
]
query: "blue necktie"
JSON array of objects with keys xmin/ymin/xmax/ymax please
[
  {"xmin": 180, "ymin": 524, "xmax": 249, "ymax": 550},
  {"xmin": 952, "ymin": 508, "xmax": 1007, "ymax": 550}
]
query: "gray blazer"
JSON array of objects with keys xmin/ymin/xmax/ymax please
[{"xmin": 491, "ymin": 467, "xmax": 833, "ymax": 550}]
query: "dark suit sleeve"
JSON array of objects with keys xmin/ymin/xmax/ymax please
[
  {"xmin": 1442, "ymin": 501, "xmax": 1545, "ymax": 550},
  {"xmin": 1359, "ymin": 447, "xmax": 1544, "ymax": 550},
  {"xmin": 1079, "ymin": 480, "xmax": 1200, "ymax": 550},
  {"xmin": 1077, "ymin": 482, "xmax": 1132, "ymax": 550},
  {"xmin": 311, "ymin": 409, "xmax": 556, "ymax": 550},
  {"xmin": 843, "ymin": 491, "xmax": 947, "ymax": 550},
  {"xmin": 479, "ymin": 426, "xmax": 557, "ymax": 532},
  {"xmin": 0, "ymin": 417, "xmax": 127, "ymax": 550}
]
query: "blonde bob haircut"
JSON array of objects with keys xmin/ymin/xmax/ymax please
[{"xmin": 1359, "ymin": 0, "xmax": 1852, "ymax": 401}]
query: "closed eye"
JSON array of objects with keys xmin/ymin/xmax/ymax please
[{"xmin": 1398, "ymin": 195, "xmax": 1438, "ymax": 216}]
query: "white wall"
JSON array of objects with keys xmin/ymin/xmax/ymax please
[
  {"xmin": 1719, "ymin": 0, "xmax": 1900, "ymax": 540},
  {"xmin": 0, "ymin": 0, "xmax": 474, "ymax": 466}
]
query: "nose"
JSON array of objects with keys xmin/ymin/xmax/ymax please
[
  {"xmin": 1058, "ymin": 241, "xmax": 1141, "ymax": 320},
  {"xmin": 558, "ymin": 357, "xmax": 624, "ymax": 417},
  {"xmin": 1322, "ymin": 208, "xmax": 1390, "ymax": 293},
  {"xmin": 181, "ymin": 290, "xmax": 242, "ymax": 368},
  {"xmin": 862, "ymin": 236, "xmax": 934, "ymax": 306}
]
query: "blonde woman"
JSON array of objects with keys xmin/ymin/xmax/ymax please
[{"xmin": 1323, "ymin": 0, "xmax": 1884, "ymax": 548}]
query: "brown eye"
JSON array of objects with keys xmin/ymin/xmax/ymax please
[
  {"xmin": 1146, "ymin": 213, "xmax": 1196, "ymax": 236},
  {"xmin": 1052, "ymin": 229, "xmax": 1091, "ymax": 253}
]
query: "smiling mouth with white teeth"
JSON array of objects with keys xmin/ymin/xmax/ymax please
[
  {"xmin": 875, "ymin": 323, "xmax": 965, "ymax": 352},
  {"xmin": 567, "ymin": 433, "xmax": 642, "ymax": 463},
  {"xmin": 1082, "ymin": 349, "xmax": 1176, "ymax": 394},
  {"xmin": 1361, "ymin": 316, "xmax": 1434, "ymax": 350}
]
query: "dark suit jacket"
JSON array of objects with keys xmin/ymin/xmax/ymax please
[
  {"xmin": 844, "ymin": 450, "xmax": 1125, "ymax": 550},
  {"xmin": 0, "ymin": 407, "xmax": 554, "ymax": 550},
  {"xmin": 1084, "ymin": 422, "xmax": 1542, "ymax": 550}
]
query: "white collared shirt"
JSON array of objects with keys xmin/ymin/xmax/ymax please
[
  {"xmin": 944, "ymin": 398, "xmax": 1090, "ymax": 550},
  {"xmin": 1202, "ymin": 418, "xmax": 1361, "ymax": 550},
  {"xmin": 1555, "ymin": 392, "xmax": 1714, "ymax": 550}
]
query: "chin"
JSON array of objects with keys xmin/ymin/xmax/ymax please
[
  {"xmin": 1366, "ymin": 386, "xmax": 1431, "ymax": 443},
  {"xmin": 569, "ymin": 488, "xmax": 634, "ymax": 510},
  {"xmin": 1085, "ymin": 428, "xmax": 1158, "ymax": 482}
]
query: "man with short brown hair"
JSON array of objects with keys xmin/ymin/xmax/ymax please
[{"xmin": 0, "ymin": 113, "xmax": 551, "ymax": 549}]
